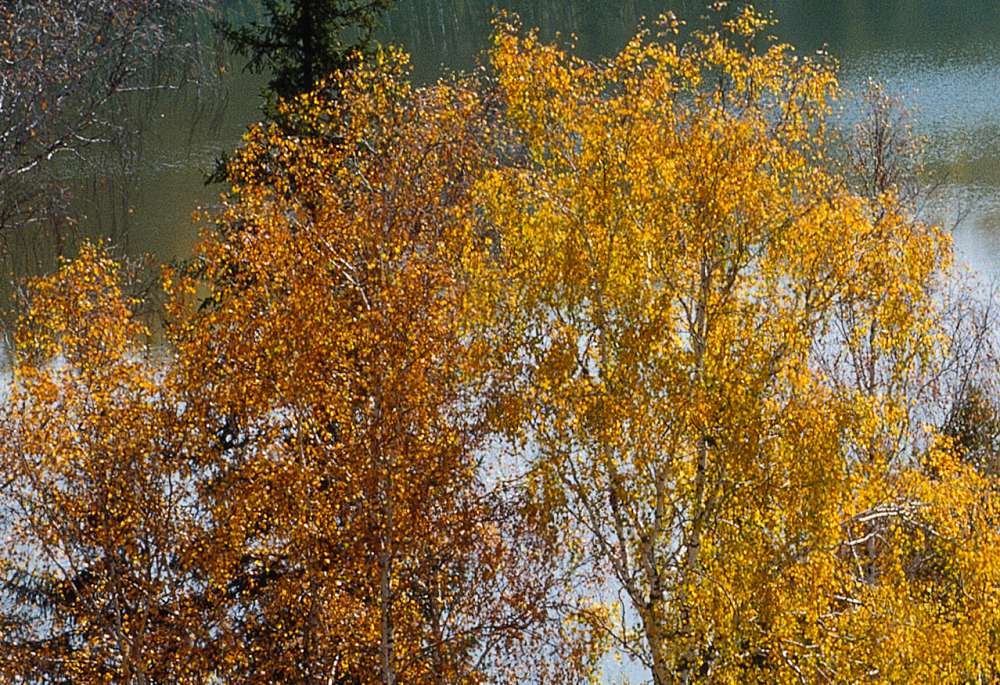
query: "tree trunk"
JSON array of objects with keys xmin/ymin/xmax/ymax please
[{"xmin": 379, "ymin": 546, "xmax": 395, "ymax": 685}]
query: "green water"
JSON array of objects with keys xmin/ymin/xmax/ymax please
[{"xmin": 65, "ymin": 0, "xmax": 1000, "ymax": 277}]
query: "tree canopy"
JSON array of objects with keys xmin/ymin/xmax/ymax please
[{"xmin": 2, "ymin": 7, "xmax": 1000, "ymax": 685}]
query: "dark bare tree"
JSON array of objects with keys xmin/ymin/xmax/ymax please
[{"xmin": 0, "ymin": 0, "xmax": 217, "ymax": 276}]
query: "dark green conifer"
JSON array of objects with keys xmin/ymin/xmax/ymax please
[{"xmin": 219, "ymin": 0, "xmax": 395, "ymax": 100}]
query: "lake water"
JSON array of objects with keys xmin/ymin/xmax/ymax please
[{"xmin": 62, "ymin": 0, "xmax": 1000, "ymax": 281}]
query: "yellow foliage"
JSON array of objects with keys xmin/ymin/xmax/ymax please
[{"xmin": 468, "ymin": 9, "xmax": 997, "ymax": 684}]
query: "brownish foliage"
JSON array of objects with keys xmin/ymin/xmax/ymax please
[
  {"xmin": 0, "ymin": 48, "xmax": 600, "ymax": 685},
  {"xmin": 0, "ymin": 245, "xmax": 219, "ymax": 683}
]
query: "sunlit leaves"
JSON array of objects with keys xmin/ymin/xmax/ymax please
[
  {"xmin": 469, "ymin": 9, "xmax": 999, "ymax": 684},
  {"xmin": 0, "ymin": 245, "xmax": 215, "ymax": 684},
  {"xmin": 169, "ymin": 48, "xmax": 599, "ymax": 685}
]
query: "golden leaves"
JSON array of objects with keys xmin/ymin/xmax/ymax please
[{"xmin": 470, "ymin": 8, "xmax": 997, "ymax": 684}]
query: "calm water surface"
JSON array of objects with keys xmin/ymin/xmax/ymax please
[{"xmin": 70, "ymin": 0, "xmax": 1000, "ymax": 278}]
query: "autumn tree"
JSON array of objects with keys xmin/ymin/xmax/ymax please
[
  {"xmin": 165, "ymin": 50, "xmax": 601, "ymax": 685},
  {"xmin": 9, "ymin": 7, "xmax": 1000, "ymax": 685},
  {"xmin": 0, "ymin": 49, "xmax": 602, "ymax": 684},
  {"xmin": 0, "ymin": 245, "xmax": 222, "ymax": 684},
  {"xmin": 468, "ymin": 9, "xmax": 1000, "ymax": 683}
]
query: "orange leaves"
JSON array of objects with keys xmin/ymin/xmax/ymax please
[
  {"xmin": 15, "ymin": 243, "xmax": 146, "ymax": 369},
  {"xmin": 159, "ymin": 45, "xmax": 594, "ymax": 685},
  {"xmin": 0, "ymin": 245, "xmax": 217, "ymax": 684}
]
